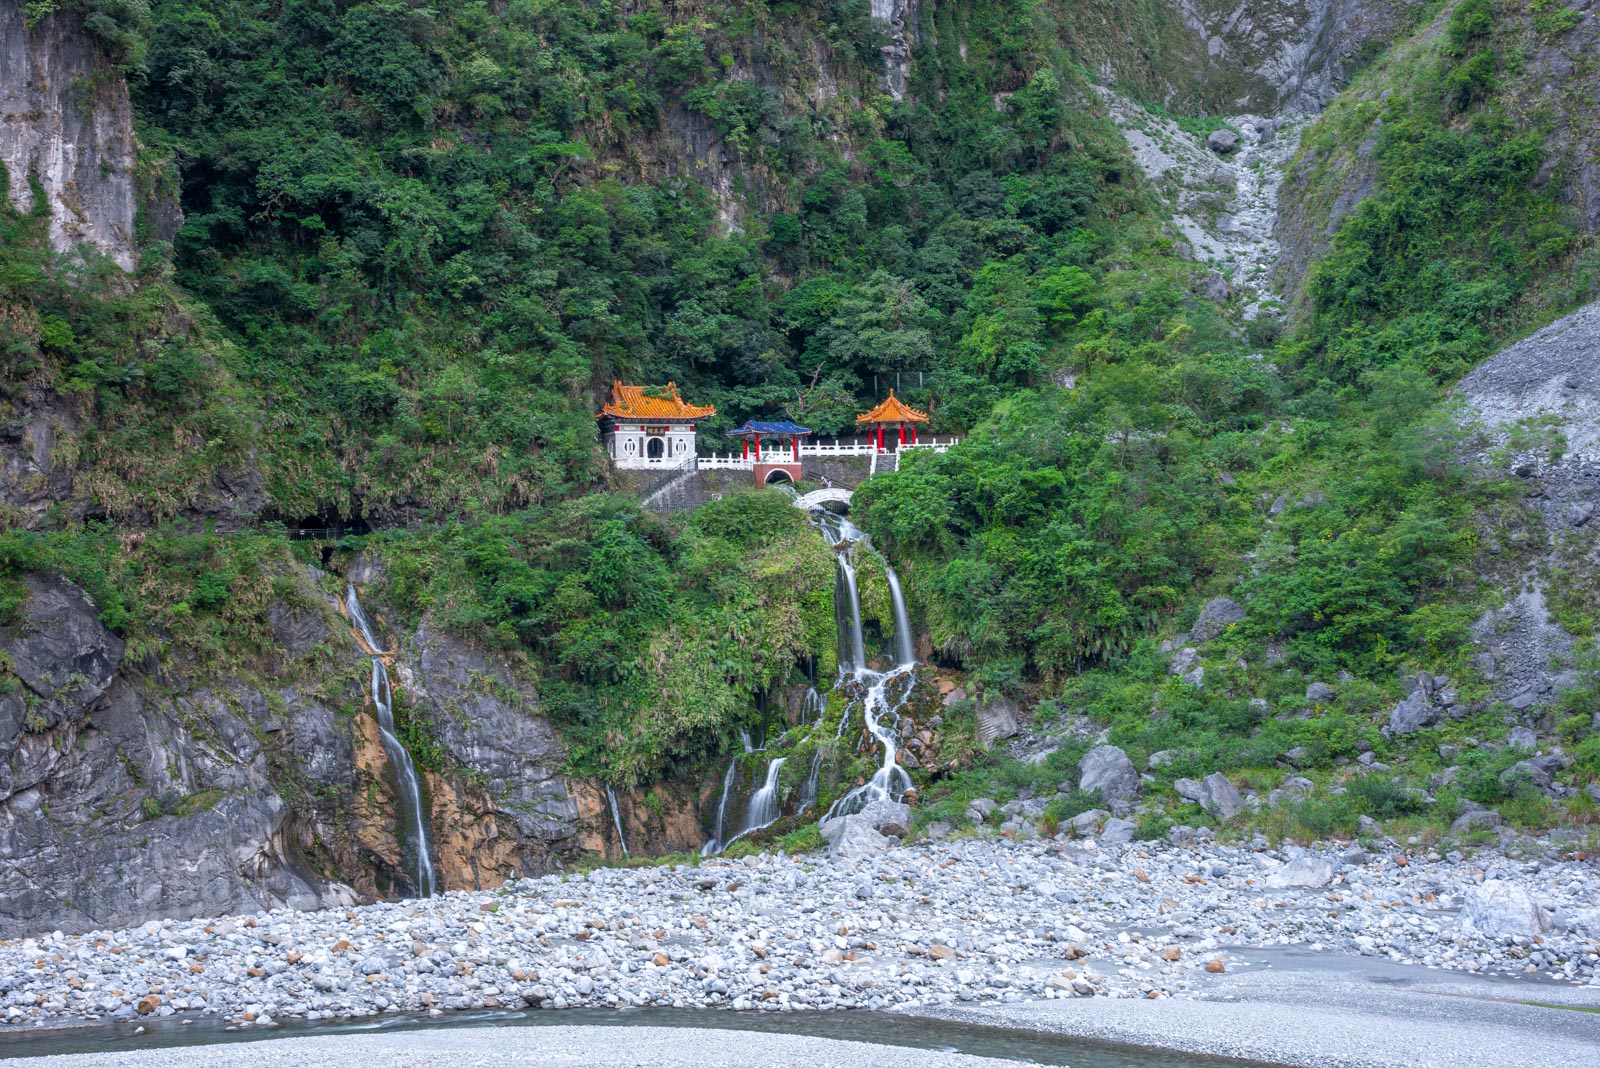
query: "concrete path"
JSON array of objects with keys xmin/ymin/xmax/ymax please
[
  {"xmin": 0, "ymin": 1025, "xmax": 1027, "ymax": 1068},
  {"xmin": 908, "ymin": 947, "xmax": 1600, "ymax": 1068}
]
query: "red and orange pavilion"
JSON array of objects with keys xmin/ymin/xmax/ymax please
[{"xmin": 855, "ymin": 390, "xmax": 929, "ymax": 452}]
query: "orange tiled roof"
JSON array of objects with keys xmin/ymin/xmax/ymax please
[
  {"xmin": 855, "ymin": 390, "xmax": 929, "ymax": 425},
  {"xmin": 598, "ymin": 381, "xmax": 716, "ymax": 421}
]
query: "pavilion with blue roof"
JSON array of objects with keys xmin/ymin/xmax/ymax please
[{"xmin": 726, "ymin": 419, "xmax": 812, "ymax": 463}]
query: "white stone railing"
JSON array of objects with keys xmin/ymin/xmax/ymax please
[
  {"xmin": 898, "ymin": 437, "xmax": 959, "ymax": 452},
  {"xmin": 799, "ymin": 439, "xmax": 877, "ymax": 456},
  {"xmin": 694, "ymin": 438, "xmax": 960, "ymax": 469},
  {"xmin": 616, "ymin": 455, "xmax": 697, "ymax": 469},
  {"xmin": 698, "ymin": 455, "xmax": 756, "ymax": 470}
]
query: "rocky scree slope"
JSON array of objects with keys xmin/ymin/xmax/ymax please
[{"xmin": 1456, "ymin": 298, "xmax": 1600, "ymax": 708}]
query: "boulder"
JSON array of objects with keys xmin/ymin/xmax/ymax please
[
  {"xmin": 1269, "ymin": 776, "xmax": 1315, "ymax": 807},
  {"xmin": 1147, "ymin": 750, "xmax": 1175, "ymax": 769},
  {"xmin": 1507, "ymin": 726, "xmax": 1538, "ymax": 749},
  {"xmin": 1460, "ymin": 880, "xmax": 1553, "ymax": 938},
  {"xmin": 1499, "ymin": 759, "xmax": 1553, "ymax": 792},
  {"xmin": 1098, "ymin": 817, "xmax": 1137, "ymax": 844},
  {"xmin": 1176, "ymin": 772, "xmax": 1245, "ymax": 820},
  {"xmin": 1068, "ymin": 809, "xmax": 1109, "ymax": 836},
  {"xmin": 1264, "ymin": 856, "xmax": 1334, "ymax": 889},
  {"xmin": 1387, "ymin": 690, "xmax": 1438, "ymax": 735},
  {"xmin": 976, "ymin": 695, "xmax": 1019, "ymax": 746},
  {"xmin": 855, "ymin": 799, "xmax": 912, "ymax": 838},
  {"xmin": 1206, "ymin": 128, "xmax": 1240, "ymax": 154},
  {"xmin": 1450, "ymin": 810, "xmax": 1503, "ymax": 836},
  {"xmin": 1181, "ymin": 665, "xmax": 1205, "ymax": 690},
  {"xmin": 1078, "ymin": 745, "xmax": 1139, "ymax": 803},
  {"xmin": 1191, "ymin": 597, "xmax": 1246, "ymax": 642},
  {"xmin": 828, "ymin": 818, "xmax": 891, "ymax": 858},
  {"xmin": 1305, "ymin": 682, "xmax": 1336, "ymax": 704},
  {"xmin": 1167, "ymin": 647, "xmax": 1200, "ymax": 676}
]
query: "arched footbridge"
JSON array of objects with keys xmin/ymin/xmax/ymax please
[{"xmin": 793, "ymin": 487, "xmax": 854, "ymax": 511}]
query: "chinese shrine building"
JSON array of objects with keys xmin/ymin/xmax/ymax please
[
  {"xmin": 597, "ymin": 381, "xmax": 715, "ymax": 468},
  {"xmin": 855, "ymin": 390, "xmax": 929, "ymax": 451},
  {"xmin": 726, "ymin": 419, "xmax": 812, "ymax": 484}
]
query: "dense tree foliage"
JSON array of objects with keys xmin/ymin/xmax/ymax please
[{"xmin": 4, "ymin": 0, "xmax": 1596, "ymax": 800}]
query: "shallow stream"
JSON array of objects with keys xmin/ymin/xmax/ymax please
[{"xmin": 0, "ymin": 1005, "xmax": 1281, "ymax": 1065}]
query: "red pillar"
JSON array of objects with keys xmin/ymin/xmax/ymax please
[
  {"xmin": 876, "ymin": 426, "xmax": 884, "ymax": 452},
  {"xmin": 898, "ymin": 423, "xmax": 905, "ymax": 448},
  {"xmin": 913, "ymin": 426, "xmax": 919, "ymax": 445},
  {"xmin": 792, "ymin": 436, "xmax": 799, "ymax": 461},
  {"xmin": 755, "ymin": 436, "xmax": 761, "ymax": 462},
  {"xmin": 742, "ymin": 438, "xmax": 748, "ymax": 461}
]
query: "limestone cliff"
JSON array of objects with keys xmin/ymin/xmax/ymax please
[{"xmin": 0, "ymin": 5, "xmax": 139, "ymax": 271}]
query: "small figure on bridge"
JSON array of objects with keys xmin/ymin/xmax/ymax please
[{"xmin": 822, "ymin": 475, "xmax": 832, "ymax": 489}]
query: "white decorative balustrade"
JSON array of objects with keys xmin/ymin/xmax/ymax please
[
  {"xmin": 634, "ymin": 438, "xmax": 963, "ymax": 492},
  {"xmin": 698, "ymin": 455, "xmax": 755, "ymax": 470}
]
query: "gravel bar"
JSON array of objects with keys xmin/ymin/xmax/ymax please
[{"xmin": 1, "ymin": 833, "xmax": 1595, "ymax": 1032}]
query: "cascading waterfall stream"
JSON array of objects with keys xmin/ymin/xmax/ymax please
[
  {"xmin": 815, "ymin": 512, "xmax": 917, "ymax": 822},
  {"xmin": 704, "ymin": 758, "xmax": 740, "ymax": 856},
  {"xmin": 741, "ymin": 756, "xmax": 786, "ymax": 837},
  {"xmin": 344, "ymin": 585, "xmax": 438, "ymax": 897},
  {"xmin": 801, "ymin": 686, "xmax": 825, "ymax": 725},
  {"xmin": 605, "ymin": 785, "xmax": 630, "ymax": 857},
  {"xmin": 700, "ymin": 509, "xmax": 920, "ymax": 852},
  {"xmin": 799, "ymin": 750, "xmax": 823, "ymax": 812}
]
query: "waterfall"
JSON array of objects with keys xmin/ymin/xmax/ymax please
[
  {"xmin": 813, "ymin": 513, "xmax": 917, "ymax": 823},
  {"xmin": 699, "ymin": 511, "xmax": 920, "ymax": 852},
  {"xmin": 799, "ymin": 749, "xmax": 823, "ymax": 812},
  {"xmin": 605, "ymin": 785, "xmax": 629, "ymax": 857},
  {"xmin": 884, "ymin": 566, "xmax": 916, "ymax": 668},
  {"xmin": 741, "ymin": 756, "xmax": 786, "ymax": 836},
  {"xmin": 702, "ymin": 755, "xmax": 740, "ymax": 856},
  {"xmin": 702, "ymin": 753, "xmax": 789, "ymax": 854},
  {"xmin": 344, "ymin": 585, "xmax": 438, "ymax": 898},
  {"xmin": 822, "ymin": 519, "xmax": 869, "ymax": 673},
  {"xmin": 801, "ymin": 686, "xmax": 825, "ymax": 725}
]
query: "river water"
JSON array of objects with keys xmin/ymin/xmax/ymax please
[{"xmin": 0, "ymin": 1005, "xmax": 1283, "ymax": 1066}]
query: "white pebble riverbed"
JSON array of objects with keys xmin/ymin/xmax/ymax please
[{"xmin": 2, "ymin": 833, "xmax": 1596, "ymax": 1031}]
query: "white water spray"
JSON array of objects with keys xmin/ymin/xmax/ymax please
[
  {"xmin": 744, "ymin": 757, "xmax": 786, "ymax": 831},
  {"xmin": 799, "ymin": 749, "xmax": 823, "ymax": 812},
  {"xmin": 344, "ymin": 585, "xmax": 437, "ymax": 897},
  {"xmin": 813, "ymin": 513, "xmax": 917, "ymax": 822},
  {"xmin": 703, "ymin": 756, "xmax": 740, "ymax": 856},
  {"xmin": 605, "ymin": 785, "xmax": 629, "ymax": 857},
  {"xmin": 801, "ymin": 686, "xmax": 825, "ymax": 725}
]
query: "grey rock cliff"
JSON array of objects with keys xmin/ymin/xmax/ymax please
[
  {"xmin": 0, "ymin": 575, "xmax": 355, "ymax": 937},
  {"xmin": 0, "ymin": 6, "xmax": 138, "ymax": 270},
  {"xmin": 0, "ymin": 565, "xmax": 588, "ymax": 938},
  {"xmin": 406, "ymin": 618, "xmax": 579, "ymax": 858}
]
